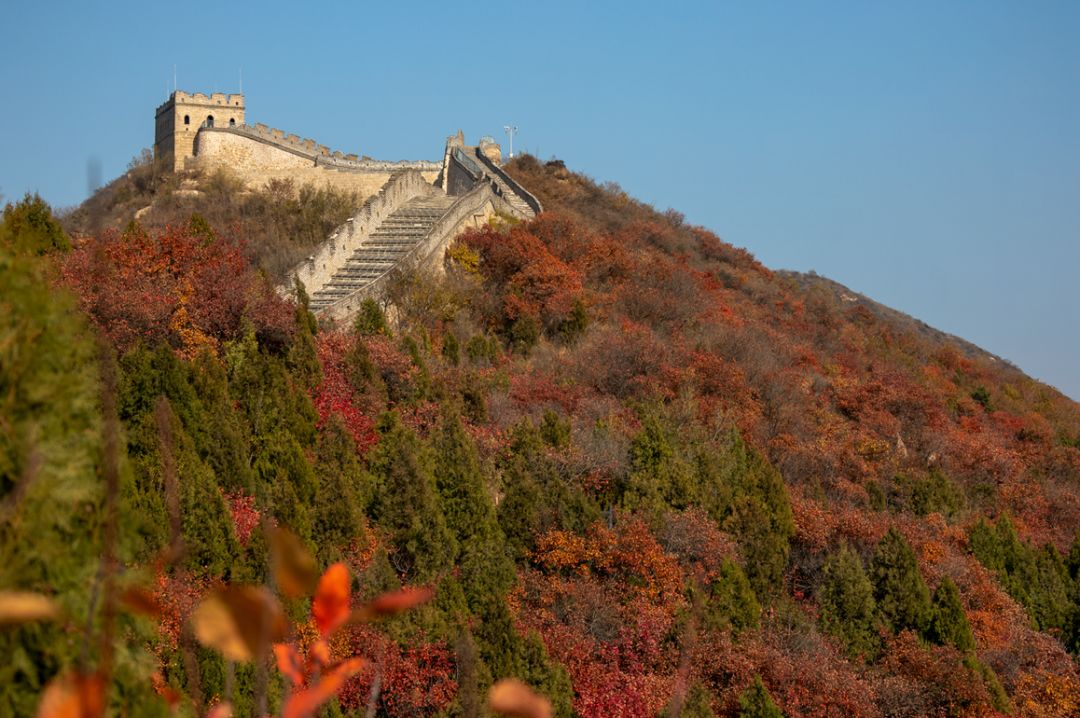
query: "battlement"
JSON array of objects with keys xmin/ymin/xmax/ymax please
[
  {"xmin": 154, "ymin": 89, "xmax": 246, "ymax": 171},
  {"xmin": 197, "ymin": 122, "xmax": 442, "ymax": 173},
  {"xmin": 155, "ymin": 91, "xmax": 245, "ymax": 115}
]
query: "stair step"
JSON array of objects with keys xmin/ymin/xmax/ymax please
[{"xmin": 307, "ymin": 192, "xmax": 462, "ymax": 312}]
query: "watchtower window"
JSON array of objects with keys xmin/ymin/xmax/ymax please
[
  {"xmin": 229, "ymin": 118, "xmax": 236, "ymax": 127},
  {"xmin": 206, "ymin": 115, "xmax": 214, "ymax": 128},
  {"xmin": 184, "ymin": 115, "xmax": 190, "ymax": 125}
]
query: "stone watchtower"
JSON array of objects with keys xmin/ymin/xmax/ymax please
[{"xmin": 154, "ymin": 91, "xmax": 245, "ymax": 172}]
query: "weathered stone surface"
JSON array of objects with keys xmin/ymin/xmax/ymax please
[{"xmin": 151, "ymin": 90, "xmax": 541, "ymax": 324}]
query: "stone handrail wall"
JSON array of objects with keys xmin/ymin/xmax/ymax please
[
  {"xmin": 451, "ymin": 147, "xmax": 486, "ymax": 179},
  {"xmin": 473, "ymin": 149, "xmax": 543, "ymax": 215},
  {"xmin": 286, "ymin": 170, "xmax": 436, "ymax": 298},
  {"xmin": 201, "ymin": 124, "xmax": 440, "ymax": 172},
  {"xmin": 321, "ymin": 183, "xmax": 514, "ymax": 322}
]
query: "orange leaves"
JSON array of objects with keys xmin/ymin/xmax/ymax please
[
  {"xmin": 309, "ymin": 562, "xmax": 433, "ymax": 636},
  {"xmin": 0, "ymin": 591, "xmax": 59, "ymax": 625},
  {"xmin": 282, "ymin": 658, "xmax": 367, "ymax": 718},
  {"xmin": 253, "ymin": 550, "xmax": 434, "ymax": 717},
  {"xmin": 60, "ymin": 220, "xmax": 293, "ymax": 357},
  {"xmin": 488, "ymin": 679, "xmax": 553, "ymax": 718},
  {"xmin": 533, "ymin": 519, "xmax": 684, "ymax": 603},
  {"xmin": 533, "ymin": 530, "xmax": 595, "ymax": 575},
  {"xmin": 312, "ymin": 563, "xmax": 351, "ymax": 636},
  {"xmin": 274, "ymin": 643, "xmax": 305, "ymax": 687},
  {"xmin": 191, "ymin": 585, "xmax": 286, "ymax": 661},
  {"xmin": 35, "ymin": 673, "xmax": 105, "ymax": 718},
  {"xmin": 118, "ymin": 586, "xmax": 162, "ymax": 618},
  {"xmin": 350, "ymin": 586, "xmax": 434, "ymax": 623},
  {"xmin": 268, "ymin": 526, "xmax": 319, "ymax": 599}
]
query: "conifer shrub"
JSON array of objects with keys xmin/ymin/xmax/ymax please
[
  {"xmin": 738, "ymin": 676, "xmax": 784, "ymax": 718},
  {"xmin": 870, "ymin": 527, "xmax": 932, "ymax": 635},
  {"xmin": 705, "ymin": 559, "xmax": 761, "ymax": 635},
  {"xmin": 0, "ymin": 193, "xmax": 71, "ymax": 255},
  {"xmin": 354, "ymin": 297, "xmax": 391, "ymax": 337},
  {"xmin": 818, "ymin": 542, "xmax": 879, "ymax": 658},
  {"xmin": 926, "ymin": 577, "xmax": 975, "ymax": 651},
  {"xmin": 969, "ymin": 515, "xmax": 1077, "ymax": 636}
]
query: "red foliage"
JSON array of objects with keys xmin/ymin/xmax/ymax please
[
  {"xmin": 60, "ymin": 221, "xmax": 293, "ymax": 356},
  {"xmin": 335, "ymin": 624, "xmax": 457, "ymax": 718},
  {"xmin": 222, "ymin": 490, "xmax": 260, "ymax": 545},
  {"xmin": 313, "ymin": 330, "xmax": 378, "ymax": 454},
  {"xmin": 151, "ymin": 570, "xmax": 209, "ymax": 651},
  {"xmin": 459, "ymin": 223, "xmax": 584, "ymax": 332}
]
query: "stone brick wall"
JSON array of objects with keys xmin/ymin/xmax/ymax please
[
  {"xmin": 288, "ymin": 170, "xmax": 436, "ymax": 298},
  {"xmin": 320, "ymin": 183, "xmax": 516, "ymax": 322},
  {"xmin": 187, "ymin": 128, "xmax": 439, "ymax": 202},
  {"xmin": 155, "ymin": 91, "xmax": 245, "ymax": 171}
]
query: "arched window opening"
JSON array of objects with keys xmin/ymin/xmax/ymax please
[
  {"xmin": 183, "ymin": 114, "xmax": 190, "ymax": 125},
  {"xmin": 206, "ymin": 115, "xmax": 214, "ymax": 128},
  {"xmin": 229, "ymin": 118, "xmax": 236, "ymax": 127}
]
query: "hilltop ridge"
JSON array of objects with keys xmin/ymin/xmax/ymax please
[{"xmin": 21, "ymin": 147, "xmax": 1079, "ymax": 717}]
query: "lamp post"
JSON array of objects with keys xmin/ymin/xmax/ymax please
[{"xmin": 503, "ymin": 125, "xmax": 518, "ymax": 159}]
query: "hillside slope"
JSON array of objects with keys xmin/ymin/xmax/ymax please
[{"xmin": 4, "ymin": 156, "xmax": 1078, "ymax": 717}]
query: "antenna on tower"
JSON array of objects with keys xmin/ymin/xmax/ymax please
[
  {"xmin": 239, "ymin": 68, "xmax": 243, "ymax": 94},
  {"xmin": 503, "ymin": 125, "xmax": 518, "ymax": 159},
  {"xmin": 173, "ymin": 64, "xmax": 177, "ymax": 93}
]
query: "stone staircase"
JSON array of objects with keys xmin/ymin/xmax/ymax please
[
  {"xmin": 486, "ymin": 167, "xmax": 534, "ymax": 217},
  {"xmin": 308, "ymin": 193, "xmax": 457, "ymax": 312},
  {"xmin": 472, "ymin": 149, "xmax": 541, "ymax": 218}
]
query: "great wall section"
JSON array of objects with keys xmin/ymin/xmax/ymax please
[{"xmin": 153, "ymin": 91, "xmax": 541, "ymax": 323}]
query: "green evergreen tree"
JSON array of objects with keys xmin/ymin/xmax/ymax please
[
  {"xmin": 1029, "ymin": 544, "xmax": 1073, "ymax": 631},
  {"xmin": 539, "ymin": 409, "xmax": 571, "ymax": 449},
  {"xmin": 188, "ymin": 352, "xmax": 255, "ymax": 494},
  {"xmin": 705, "ymin": 559, "xmax": 761, "ymax": 635},
  {"xmin": 1064, "ymin": 604, "xmax": 1080, "ymax": 655},
  {"xmin": 1066, "ymin": 530, "xmax": 1080, "ymax": 582},
  {"xmin": 967, "ymin": 519, "xmax": 1003, "ymax": 573},
  {"xmin": 355, "ymin": 297, "xmax": 391, "ymax": 336},
  {"xmin": 497, "ymin": 456, "xmax": 544, "ymax": 560},
  {"xmin": 622, "ymin": 410, "xmax": 695, "ymax": 519},
  {"xmin": 442, "ymin": 331, "xmax": 460, "ymax": 366},
  {"xmin": 963, "ymin": 655, "xmax": 1011, "ymax": 714},
  {"xmin": 312, "ymin": 415, "xmax": 370, "ymax": 565},
  {"xmin": 367, "ymin": 412, "xmax": 456, "ymax": 581},
  {"xmin": 432, "ymin": 410, "xmax": 520, "ymax": 673},
  {"xmin": 225, "ymin": 327, "xmax": 317, "ymax": 539},
  {"xmin": 738, "ymin": 676, "xmax": 784, "ymax": 718},
  {"xmin": 870, "ymin": 527, "xmax": 932, "ymax": 635},
  {"xmin": 969, "ymin": 516, "xmax": 1076, "ymax": 635},
  {"xmin": 678, "ymin": 683, "xmax": 718, "ymax": 718},
  {"xmin": 910, "ymin": 470, "xmax": 963, "ymax": 518},
  {"xmin": 927, "ymin": 577, "xmax": 975, "ymax": 651},
  {"xmin": 818, "ymin": 543, "xmax": 879, "ymax": 658},
  {"xmin": 175, "ymin": 426, "xmax": 241, "ymax": 577},
  {"xmin": 516, "ymin": 632, "xmax": 575, "ymax": 718},
  {"xmin": 285, "ymin": 278, "xmax": 321, "ymax": 392},
  {"xmin": 497, "ymin": 420, "xmax": 600, "ymax": 559},
  {"xmin": 0, "ymin": 245, "xmax": 162, "ymax": 714},
  {"xmin": 0, "ymin": 193, "xmax": 70, "ymax": 254},
  {"xmin": 358, "ymin": 545, "xmax": 402, "ymax": 601},
  {"xmin": 700, "ymin": 429, "xmax": 795, "ymax": 598}
]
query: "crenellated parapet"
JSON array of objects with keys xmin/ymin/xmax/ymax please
[
  {"xmin": 152, "ymin": 89, "xmax": 543, "ymax": 323},
  {"xmin": 154, "ymin": 90, "xmax": 245, "ymax": 172},
  {"xmin": 195, "ymin": 123, "xmax": 442, "ymax": 174},
  {"xmin": 155, "ymin": 91, "xmax": 244, "ymax": 115}
]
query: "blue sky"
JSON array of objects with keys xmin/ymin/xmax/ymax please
[{"xmin": 2, "ymin": 1, "xmax": 1077, "ymax": 399}]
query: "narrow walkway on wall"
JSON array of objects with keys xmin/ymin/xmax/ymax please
[{"xmin": 307, "ymin": 194, "xmax": 457, "ymax": 312}]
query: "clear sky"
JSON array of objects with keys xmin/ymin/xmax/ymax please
[{"xmin": 2, "ymin": 1, "xmax": 1077, "ymax": 399}]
